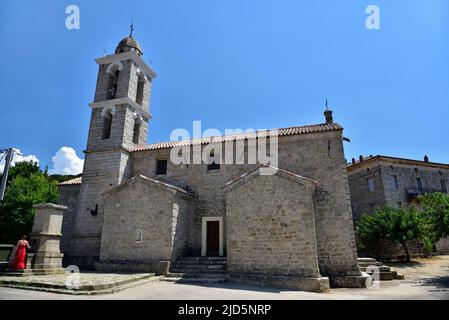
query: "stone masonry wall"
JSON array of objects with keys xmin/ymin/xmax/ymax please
[
  {"xmin": 99, "ymin": 177, "xmax": 192, "ymax": 262},
  {"xmin": 225, "ymin": 173, "xmax": 321, "ymax": 278},
  {"xmin": 58, "ymin": 184, "xmax": 80, "ymax": 257},
  {"xmin": 132, "ymin": 129, "xmax": 361, "ymax": 277},
  {"xmin": 348, "ymin": 164, "xmax": 387, "ymax": 220}
]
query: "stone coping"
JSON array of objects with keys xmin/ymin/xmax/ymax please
[{"xmin": 33, "ymin": 203, "xmax": 68, "ymax": 210}]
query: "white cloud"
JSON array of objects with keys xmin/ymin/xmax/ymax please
[
  {"xmin": 0, "ymin": 149, "xmax": 40, "ymax": 174},
  {"xmin": 49, "ymin": 147, "xmax": 84, "ymax": 175}
]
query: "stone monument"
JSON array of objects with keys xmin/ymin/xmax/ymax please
[{"xmin": 30, "ymin": 203, "xmax": 67, "ymax": 270}]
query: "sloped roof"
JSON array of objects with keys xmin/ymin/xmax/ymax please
[
  {"xmin": 222, "ymin": 164, "xmax": 318, "ymax": 192},
  {"xmin": 58, "ymin": 177, "xmax": 82, "ymax": 186},
  {"xmin": 347, "ymin": 155, "xmax": 449, "ymax": 172},
  {"xmin": 132, "ymin": 122, "xmax": 343, "ymax": 152},
  {"xmin": 101, "ymin": 174, "xmax": 195, "ymax": 197}
]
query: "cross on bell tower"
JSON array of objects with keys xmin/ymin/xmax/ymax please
[{"xmin": 129, "ymin": 20, "xmax": 134, "ymax": 37}]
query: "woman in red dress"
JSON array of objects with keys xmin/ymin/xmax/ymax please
[{"xmin": 13, "ymin": 235, "xmax": 31, "ymax": 271}]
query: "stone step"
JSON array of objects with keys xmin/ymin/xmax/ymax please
[
  {"xmin": 177, "ymin": 256, "xmax": 226, "ymax": 260},
  {"xmin": 173, "ymin": 260, "xmax": 227, "ymax": 266},
  {"xmin": 161, "ymin": 276, "xmax": 226, "ymax": 284},
  {"xmin": 166, "ymin": 272, "xmax": 226, "ymax": 279},
  {"xmin": 392, "ymin": 271, "xmax": 405, "ymax": 280},
  {"xmin": 162, "ymin": 272, "xmax": 227, "ymax": 284},
  {"xmin": 358, "ymin": 261, "xmax": 384, "ymax": 267},
  {"xmin": 357, "ymin": 258, "xmax": 377, "ymax": 263},
  {"xmin": 171, "ymin": 268, "xmax": 226, "ymax": 274},
  {"xmin": 359, "ymin": 265, "xmax": 391, "ymax": 272},
  {"xmin": 171, "ymin": 263, "xmax": 226, "ymax": 270}
]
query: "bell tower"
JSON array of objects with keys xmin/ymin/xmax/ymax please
[{"xmin": 70, "ymin": 33, "xmax": 157, "ymax": 268}]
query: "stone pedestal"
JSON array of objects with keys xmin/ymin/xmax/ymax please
[{"xmin": 30, "ymin": 203, "xmax": 67, "ymax": 270}]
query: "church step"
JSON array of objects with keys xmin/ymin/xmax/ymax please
[
  {"xmin": 177, "ymin": 256, "xmax": 227, "ymax": 262},
  {"xmin": 171, "ymin": 263, "xmax": 226, "ymax": 269},
  {"xmin": 171, "ymin": 268, "xmax": 226, "ymax": 274},
  {"xmin": 357, "ymin": 258, "xmax": 377, "ymax": 263},
  {"xmin": 172, "ymin": 260, "xmax": 227, "ymax": 266},
  {"xmin": 166, "ymin": 272, "xmax": 226, "ymax": 279},
  {"xmin": 161, "ymin": 276, "xmax": 226, "ymax": 284}
]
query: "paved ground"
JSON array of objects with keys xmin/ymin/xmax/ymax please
[{"xmin": 1, "ymin": 255, "xmax": 448, "ymax": 300}]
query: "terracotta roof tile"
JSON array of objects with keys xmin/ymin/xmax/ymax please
[
  {"xmin": 132, "ymin": 122, "xmax": 342, "ymax": 152},
  {"xmin": 58, "ymin": 177, "xmax": 82, "ymax": 186}
]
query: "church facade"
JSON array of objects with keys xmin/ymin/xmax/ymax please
[{"xmin": 58, "ymin": 35, "xmax": 366, "ymax": 292}]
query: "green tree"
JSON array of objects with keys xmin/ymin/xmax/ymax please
[
  {"xmin": 356, "ymin": 207, "xmax": 432, "ymax": 262},
  {"xmin": 418, "ymin": 193, "xmax": 449, "ymax": 244},
  {"xmin": 0, "ymin": 162, "xmax": 58, "ymax": 244}
]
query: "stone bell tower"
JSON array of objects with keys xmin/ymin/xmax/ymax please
[{"xmin": 69, "ymin": 32, "xmax": 157, "ymax": 268}]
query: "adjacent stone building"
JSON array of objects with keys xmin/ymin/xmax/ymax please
[
  {"xmin": 347, "ymin": 155, "xmax": 449, "ymax": 256},
  {"xmin": 57, "ymin": 34, "xmax": 366, "ymax": 291}
]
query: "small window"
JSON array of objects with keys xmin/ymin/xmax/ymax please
[
  {"xmin": 391, "ymin": 175, "xmax": 399, "ymax": 190},
  {"xmin": 107, "ymin": 70, "xmax": 120, "ymax": 99},
  {"xmin": 135, "ymin": 230, "xmax": 143, "ymax": 243},
  {"xmin": 156, "ymin": 159, "xmax": 167, "ymax": 175},
  {"xmin": 416, "ymin": 177, "xmax": 424, "ymax": 193},
  {"xmin": 102, "ymin": 112, "xmax": 112, "ymax": 140},
  {"xmin": 136, "ymin": 80, "xmax": 144, "ymax": 106},
  {"xmin": 369, "ymin": 203, "xmax": 376, "ymax": 213},
  {"xmin": 207, "ymin": 162, "xmax": 220, "ymax": 171},
  {"xmin": 132, "ymin": 121, "xmax": 141, "ymax": 144},
  {"xmin": 397, "ymin": 202, "xmax": 402, "ymax": 208},
  {"xmin": 441, "ymin": 180, "xmax": 447, "ymax": 193},
  {"xmin": 367, "ymin": 178, "xmax": 375, "ymax": 192},
  {"xmin": 207, "ymin": 150, "xmax": 220, "ymax": 172}
]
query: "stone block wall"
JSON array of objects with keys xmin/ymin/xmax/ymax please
[
  {"xmin": 225, "ymin": 173, "xmax": 321, "ymax": 278},
  {"xmin": 99, "ymin": 176, "xmax": 193, "ymax": 264},
  {"xmin": 348, "ymin": 164, "xmax": 387, "ymax": 220},
  {"xmin": 132, "ymin": 128, "xmax": 362, "ymax": 280},
  {"xmin": 58, "ymin": 184, "xmax": 80, "ymax": 256}
]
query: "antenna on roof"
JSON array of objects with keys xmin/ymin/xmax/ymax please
[{"xmin": 325, "ymin": 99, "xmax": 329, "ymax": 111}]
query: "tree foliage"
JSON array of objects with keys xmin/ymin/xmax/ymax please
[
  {"xmin": 418, "ymin": 192, "xmax": 449, "ymax": 243},
  {"xmin": 0, "ymin": 161, "xmax": 58, "ymax": 244},
  {"xmin": 356, "ymin": 206, "xmax": 432, "ymax": 262}
]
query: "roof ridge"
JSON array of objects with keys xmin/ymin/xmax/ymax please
[
  {"xmin": 58, "ymin": 176, "xmax": 82, "ymax": 186},
  {"xmin": 133, "ymin": 122, "xmax": 342, "ymax": 152}
]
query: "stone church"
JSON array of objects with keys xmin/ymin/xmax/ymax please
[{"xmin": 58, "ymin": 34, "xmax": 366, "ymax": 292}]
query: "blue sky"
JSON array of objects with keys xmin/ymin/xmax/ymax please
[{"xmin": 0, "ymin": 0, "xmax": 448, "ymax": 173}]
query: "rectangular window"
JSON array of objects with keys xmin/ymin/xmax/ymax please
[
  {"xmin": 136, "ymin": 80, "xmax": 144, "ymax": 106},
  {"xmin": 369, "ymin": 203, "xmax": 376, "ymax": 213},
  {"xmin": 102, "ymin": 115, "xmax": 112, "ymax": 140},
  {"xmin": 132, "ymin": 122, "xmax": 141, "ymax": 144},
  {"xmin": 416, "ymin": 177, "xmax": 424, "ymax": 193},
  {"xmin": 441, "ymin": 180, "xmax": 447, "ymax": 193},
  {"xmin": 397, "ymin": 202, "xmax": 402, "ymax": 208},
  {"xmin": 391, "ymin": 175, "xmax": 399, "ymax": 190},
  {"xmin": 367, "ymin": 178, "xmax": 375, "ymax": 192},
  {"xmin": 156, "ymin": 159, "xmax": 167, "ymax": 175},
  {"xmin": 207, "ymin": 162, "xmax": 220, "ymax": 172}
]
